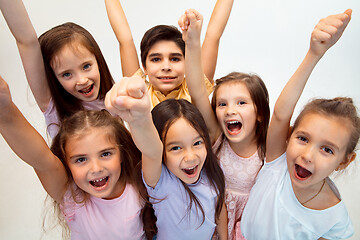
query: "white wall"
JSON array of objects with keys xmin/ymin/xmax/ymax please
[{"xmin": 0, "ymin": 0, "xmax": 359, "ymax": 239}]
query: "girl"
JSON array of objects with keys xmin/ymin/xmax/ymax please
[
  {"xmin": 241, "ymin": 10, "xmax": 356, "ymax": 239},
  {"xmin": 0, "ymin": 75, "xmax": 156, "ymax": 239},
  {"xmin": 0, "ymin": 0, "xmax": 115, "ymax": 138},
  {"xmin": 179, "ymin": 9, "xmax": 269, "ymax": 239},
  {"xmin": 105, "ymin": 75, "xmax": 227, "ymax": 239},
  {"xmin": 104, "ymin": 0, "xmax": 234, "ymax": 107}
]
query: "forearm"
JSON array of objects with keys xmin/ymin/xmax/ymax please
[
  {"xmin": 105, "ymin": 0, "xmax": 139, "ymax": 76},
  {"xmin": 216, "ymin": 202, "xmax": 228, "ymax": 240}
]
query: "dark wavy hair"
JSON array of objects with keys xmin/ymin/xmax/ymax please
[
  {"xmin": 211, "ymin": 72, "xmax": 270, "ymax": 162},
  {"xmin": 50, "ymin": 110, "xmax": 156, "ymax": 239},
  {"xmin": 140, "ymin": 25, "xmax": 185, "ymax": 69},
  {"xmin": 38, "ymin": 22, "xmax": 114, "ymax": 122},
  {"xmin": 151, "ymin": 99, "xmax": 225, "ymax": 224}
]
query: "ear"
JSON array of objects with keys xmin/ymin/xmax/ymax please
[
  {"xmin": 142, "ymin": 64, "xmax": 147, "ymax": 75},
  {"xmin": 337, "ymin": 152, "xmax": 356, "ymax": 170}
]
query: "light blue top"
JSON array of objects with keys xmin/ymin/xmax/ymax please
[
  {"xmin": 241, "ymin": 153, "xmax": 354, "ymax": 240},
  {"xmin": 144, "ymin": 164, "xmax": 217, "ymax": 240}
]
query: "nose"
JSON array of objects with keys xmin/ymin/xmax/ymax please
[
  {"xmin": 91, "ymin": 159, "xmax": 104, "ymax": 173},
  {"xmin": 301, "ymin": 145, "xmax": 314, "ymax": 163},
  {"xmin": 225, "ymin": 105, "xmax": 236, "ymax": 116},
  {"xmin": 161, "ymin": 60, "xmax": 171, "ymax": 71},
  {"xmin": 76, "ymin": 73, "xmax": 88, "ymax": 86},
  {"xmin": 183, "ymin": 149, "xmax": 197, "ymax": 163}
]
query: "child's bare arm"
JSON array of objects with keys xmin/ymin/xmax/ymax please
[
  {"xmin": 216, "ymin": 202, "xmax": 228, "ymax": 240},
  {"xmin": 266, "ymin": 10, "xmax": 352, "ymax": 162},
  {"xmin": 0, "ymin": 75, "xmax": 67, "ymax": 203},
  {"xmin": 105, "ymin": 0, "xmax": 140, "ymax": 76},
  {"xmin": 105, "ymin": 76, "xmax": 163, "ymax": 187},
  {"xmin": 179, "ymin": 9, "xmax": 221, "ymax": 144},
  {"xmin": 0, "ymin": 0, "xmax": 50, "ymax": 112},
  {"xmin": 202, "ymin": 0, "xmax": 233, "ymax": 82}
]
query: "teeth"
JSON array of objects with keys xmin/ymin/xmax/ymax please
[
  {"xmin": 184, "ymin": 166, "xmax": 196, "ymax": 170},
  {"xmin": 94, "ymin": 177, "xmax": 106, "ymax": 182},
  {"xmin": 227, "ymin": 120, "xmax": 240, "ymax": 124}
]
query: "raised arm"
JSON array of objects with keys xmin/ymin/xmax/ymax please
[
  {"xmin": 105, "ymin": 76, "xmax": 163, "ymax": 187},
  {"xmin": 0, "ymin": 0, "xmax": 50, "ymax": 112},
  {"xmin": 104, "ymin": 0, "xmax": 140, "ymax": 77},
  {"xmin": 202, "ymin": 0, "xmax": 234, "ymax": 82},
  {"xmin": 0, "ymin": 75, "xmax": 67, "ymax": 203},
  {"xmin": 179, "ymin": 9, "xmax": 221, "ymax": 144},
  {"xmin": 266, "ymin": 10, "xmax": 352, "ymax": 162}
]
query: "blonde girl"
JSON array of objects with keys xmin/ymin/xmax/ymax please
[
  {"xmin": 0, "ymin": 75, "xmax": 156, "ymax": 239},
  {"xmin": 179, "ymin": 8, "xmax": 269, "ymax": 239},
  {"xmin": 241, "ymin": 9, "xmax": 356, "ymax": 239},
  {"xmin": 105, "ymin": 75, "xmax": 227, "ymax": 239},
  {"xmin": 1, "ymin": 0, "xmax": 115, "ymax": 138}
]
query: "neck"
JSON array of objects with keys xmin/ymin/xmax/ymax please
[{"xmin": 228, "ymin": 137, "xmax": 258, "ymax": 158}]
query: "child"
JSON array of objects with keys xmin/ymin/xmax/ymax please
[
  {"xmin": 105, "ymin": 0, "xmax": 233, "ymax": 107},
  {"xmin": 179, "ymin": 8, "xmax": 270, "ymax": 239},
  {"xmin": 0, "ymin": 75, "xmax": 156, "ymax": 239},
  {"xmin": 1, "ymin": 0, "xmax": 115, "ymax": 138},
  {"xmin": 105, "ymin": 75, "xmax": 227, "ymax": 239},
  {"xmin": 240, "ymin": 10, "xmax": 356, "ymax": 239}
]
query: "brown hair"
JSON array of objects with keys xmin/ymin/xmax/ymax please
[
  {"xmin": 140, "ymin": 25, "xmax": 185, "ymax": 69},
  {"xmin": 211, "ymin": 72, "xmax": 270, "ymax": 161},
  {"xmin": 151, "ymin": 99, "xmax": 225, "ymax": 224},
  {"xmin": 38, "ymin": 22, "xmax": 114, "ymax": 122},
  {"xmin": 50, "ymin": 110, "xmax": 156, "ymax": 239},
  {"xmin": 293, "ymin": 97, "xmax": 360, "ymax": 164}
]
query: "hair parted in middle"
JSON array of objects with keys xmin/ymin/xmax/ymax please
[
  {"xmin": 211, "ymin": 72, "xmax": 270, "ymax": 161},
  {"xmin": 151, "ymin": 99, "xmax": 225, "ymax": 223}
]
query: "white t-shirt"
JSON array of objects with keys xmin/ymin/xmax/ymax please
[{"xmin": 241, "ymin": 153, "xmax": 354, "ymax": 240}]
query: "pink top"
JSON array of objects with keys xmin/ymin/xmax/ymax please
[
  {"xmin": 213, "ymin": 135, "xmax": 262, "ymax": 240},
  {"xmin": 60, "ymin": 184, "xmax": 145, "ymax": 240}
]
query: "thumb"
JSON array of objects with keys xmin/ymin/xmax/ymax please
[{"xmin": 344, "ymin": 9, "xmax": 352, "ymax": 18}]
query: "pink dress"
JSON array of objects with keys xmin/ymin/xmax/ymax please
[{"xmin": 213, "ymin": 135, "xmax": 262, "ymax": 240}]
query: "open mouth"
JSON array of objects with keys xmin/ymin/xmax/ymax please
[
  {"xmin": 79, "ymin": 84, "xmax": 94, "ymax": 95},
  {"xmin": 89, "ymin": 176, "xmax": 109, "ymax": 188},
  {"xmin": 295, "ymin": 164, "xmax": 312, "ymax": 180},
  {"xmin": 226, "ymin": 120, "xmax": 242, "ymax": 135},
  {"xmin": 182, "ymin": 165, "xmax": 198, "ymax": 177}
]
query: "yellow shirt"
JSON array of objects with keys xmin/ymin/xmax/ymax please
[{"xmin": 134, "ymin": 68, "xmax": 214, "ymax": 108}]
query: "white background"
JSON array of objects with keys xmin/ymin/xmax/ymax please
[{"xmin": 0, "ymin": 0, "xmax": 359, "ymax": 239}]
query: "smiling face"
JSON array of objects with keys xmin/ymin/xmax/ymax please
[
  {"xmin": 65, "ymin": 127, "xmax": 124, "ymax": 200},
  {"xmin": 143, "ymin": 40, "xmax": 185, "ymax": 96},
  {"xmin": 51, "ymin": 43, "xmax": 101, "ymax": 102},
  {"xmin": 164, "ymin": 117, "xmax": 207, "ymax": 184},
  {"xmin": 215, "ymin": 82, "xmax": 258, "ymax": 152},
  {"xmin": 286, "ymin": 113, "xmax": 352, "ymax": 193}
]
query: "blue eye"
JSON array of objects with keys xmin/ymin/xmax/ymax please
[
  {"xmin": 170, "ymin": 146, "xmax": 181, "ymax": 151},
  {"xmin": 83, "ymin": 63, "xmax": 91, "ymax": 70},
  {"xmin": 62, "ymin": 72, "xmax": 71, "ymax": 78},
  {"xmin": 194, "ymin": 140, "xmax": 203, "ymax": 146},
  {"xmin": 322, "ymin": 147, "xmax": 334, "ymax": 155},
  {"xmin": 238, "ymin": 101, "xmax": 246, "ymax": 105},
  {"xmin": 217, "ymin": 102, "xmax": 226, "ymax": 107}
]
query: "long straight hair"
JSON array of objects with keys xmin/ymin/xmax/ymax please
[
  {"xmin": 39, "ymin": 22, "xmax": 114, "ymax": 122},
  {"xmin": 151, "ymin": 99, "xmax": 225, "ymax": 223}
]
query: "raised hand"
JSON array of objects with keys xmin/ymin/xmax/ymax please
[
  {"xmin": 104, "ymin": 75, "xmax": 150, "ymax": 123},
  {"xmin": 310, "ymin": 9, "xmax": 352, "ymax": 57},
  {"xmin": 179, "ymin": 9, "xmax": 203, "ymax": 44}
]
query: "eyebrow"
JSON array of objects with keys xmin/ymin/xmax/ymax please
[
  {"xmin": 148, "ymin": 52, "xmax": 183, "ymax": 58},
  {"xmin": 166, "ymin": 136, "xmax": 203, "ymax": 147}
]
